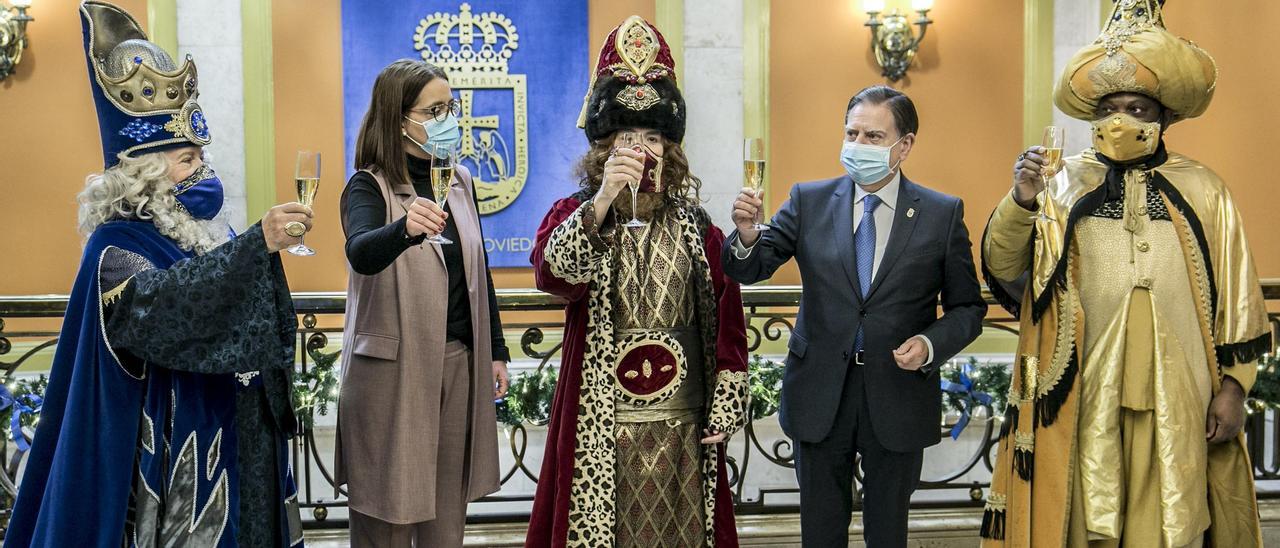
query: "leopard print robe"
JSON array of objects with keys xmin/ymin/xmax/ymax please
[{"xmin": 527, "ymin": 196, "xmax": 750, "ymax": 547}]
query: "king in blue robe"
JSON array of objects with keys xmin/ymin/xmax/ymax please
[{"xmin": 4, "ymin": 3, "xmax": 304, "ymax": 546}]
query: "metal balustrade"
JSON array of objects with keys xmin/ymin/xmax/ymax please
[{"xmin": 2, "ymin": 282, "xmax": 1278, "ymax": 529}]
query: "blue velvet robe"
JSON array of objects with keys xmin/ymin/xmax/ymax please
[{"xmin": 5, "ymin": 221, "xmax": 302, "ymax": 547}]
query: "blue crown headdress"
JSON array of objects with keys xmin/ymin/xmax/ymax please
[{"xmin": 80, "ymin": 1, "xmax": 211, "ymax": 169}]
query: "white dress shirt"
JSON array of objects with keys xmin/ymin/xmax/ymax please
[
  {"xmin": 854, "ymin": 171, "xmax": 901, "ymax": 281},
  {"xmin": 732, "ymin": 171, "xmax": 934, "ymax": 364}
]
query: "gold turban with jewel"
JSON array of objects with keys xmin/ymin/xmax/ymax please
[{"xmin": 1054, "ymin": 0, "xmax": 1216, "ymax": 123}]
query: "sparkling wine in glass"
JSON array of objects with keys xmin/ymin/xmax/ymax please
[
  {"xmin": 617, "ymin": 131, "xmax": 647, "ymax": 228},
  {"xmin": 744, "ymin": 138, "xmax": 769, "ymax": 231},
  {"xmin": 288, "ymin": 150, "xmax": 321, "ymax": 256},
  {"xmin": 426, "ymin": 149, "xmax": 455, "ymax": 245},
  {"xmin": 1031, "ymin": 126, "xmax": 1064, "ymax": 223}
]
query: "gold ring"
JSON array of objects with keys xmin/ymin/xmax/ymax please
[{"xmin": 284, "ymin": 221, "xmax": 306, "ymax": 238}]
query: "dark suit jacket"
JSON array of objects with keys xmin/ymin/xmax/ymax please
[{"xmin": 723, "ymin": 173, "xmax": 986, "ymax": 451}]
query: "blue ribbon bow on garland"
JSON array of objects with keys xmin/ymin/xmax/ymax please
[
  {"xmin": 940, "ymin": 361, "xmax": 992, "ymax": 440},
  {"xmin": 0, "ymin": 382, "xmax": 43, "ymax": 452}
]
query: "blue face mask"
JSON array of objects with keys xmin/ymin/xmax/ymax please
[
  {"xmin": 403, "ymin": 113, "xmax": 461, "ymax": 157},
  {"xmin": 840, "ymin": 136, "xmax": 905, "ymax": 186},
  {"xmin": 172, "ymin": 164, "xmax": 224, "ymax": 220}
]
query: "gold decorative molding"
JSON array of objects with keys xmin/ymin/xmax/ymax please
[
  {"xmin": 1022, "ymin": 0, "xmax": 1054, "ymax": 146},
  {"xmin": 241, "ymin": 0, "xmax": 275, "ymax": 221},
  {"xmin": 744, "ymin": 0, "xmax": 770, "ymax": 212}
]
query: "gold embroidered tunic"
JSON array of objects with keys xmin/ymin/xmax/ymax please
[
  {"xmin": 1071, "ymin": 176, "xmax": 1212, "ymax": 545},
  {"xmin": 608, "ymin": 212, "xmax": 708, "ymax": 547}
]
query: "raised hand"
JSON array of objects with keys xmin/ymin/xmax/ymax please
[
  {"xmin": 406, "ymin": 197, "xmax": 448, "ymax": 238},
  {"xmin": 262, "ymin": 202, "xmax": 314, "ymax": 253},
  {"xmin": 1012, "ymin": 146, "xmax": 1050, "ymax": 208},
  {"xmin": 731, "ymin": 187, "xmax": 764, "ymax": 246}
]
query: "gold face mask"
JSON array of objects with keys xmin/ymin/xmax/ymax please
[{"xmin": 1091, "ymin": 113, "xmax": 1161, "ymax": 162}]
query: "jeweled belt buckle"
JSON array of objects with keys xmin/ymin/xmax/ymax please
[{"xmin": 612, "ymin": 331, "xmax": 687, "ymax": 406}]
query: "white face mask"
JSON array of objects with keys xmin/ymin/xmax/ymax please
[{"xmin": 840, "ymin": 136, "xmax": 904, "ymax": 186}]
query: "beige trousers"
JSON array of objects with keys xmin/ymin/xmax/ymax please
[{"xmin": 349, "ymin": 341, "xmax": 473, "ymax": 548}]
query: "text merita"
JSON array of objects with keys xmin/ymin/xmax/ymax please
[{"xmin": 485, "ymin": 237, "xmax": 534, "ymax": 253}]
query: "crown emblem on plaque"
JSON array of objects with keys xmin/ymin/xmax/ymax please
[{"xmin": 413, "ymin": 3, "xmax": 518, "ymax": 73}]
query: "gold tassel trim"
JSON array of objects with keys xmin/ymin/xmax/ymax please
[
  {"xmin": 998, "ymin": 404, "xmax": 1019, "ymax": 441},
  {"xmin": 1036, "ymin": 350, "xmax": 1078, "ymax": 428},
  {"xmin": 980, "ymin": 493, "xmax": 1007, "ymax": 540},
  {"xmin": 1013, "ymin": 430, "xmax": 1035, "ymax": 481}
]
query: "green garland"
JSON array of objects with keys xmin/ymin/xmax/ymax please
[
  {"xmin": 287, "ymin": 352, "xmax": 1016, "ymax": 427},
  {"xmin": 9, "ymin": 349, "xmax": 1278, "ymax": 434},
  {"xmin": 749, "ymin": 354, "xmax": 784, "ymax": 421},
  {"xmin": 291, "ymin": 349, "xmax": 341, "ymax": 430},
  {"xmin": 940, "ymin": 357, "xmax": 1012, "ymax": 416},
  {"xmin": 1244, "ymin": 353, "xmax": 1280, "ymax": 415},
  {"xmin": 497, "ymin": 366, "xmax": 558, "ymax": 427},
  {"xmin": 1, "ymin": 375, "xmax": 47, "ymax": 446}
]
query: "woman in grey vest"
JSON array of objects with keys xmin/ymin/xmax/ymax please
[{"xmin": 334, "ymin": 59, "xmax": 509, "ymax": 547}]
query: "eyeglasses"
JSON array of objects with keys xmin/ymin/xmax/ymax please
[{"xmin": 409, "ymin": 99, "xmax": 462, "ymax": 122}]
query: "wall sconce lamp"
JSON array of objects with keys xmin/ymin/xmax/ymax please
[
  {"xmin": 862, "ymin": 0, "xmax": 933, "ymax": 82},
  {"xmin": 0, "ymin": 0, "xmax": 33, "ymax": 82}
]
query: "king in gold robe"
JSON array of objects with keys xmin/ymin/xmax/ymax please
[{"xmin": 980, "ymin": 2, "xmax": 1268, "ymax": 547}]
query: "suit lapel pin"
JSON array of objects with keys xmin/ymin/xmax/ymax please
[{"xmin": 907, "ymin": 208, "xmax": 916, "ymax": 219}]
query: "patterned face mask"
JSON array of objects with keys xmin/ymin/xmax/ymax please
[
  {"xmin": 635, "ymin": 143, "xmax": 664, "ymax": 194},
  {"xmin": 614, "ymin": 131, "xmax": 665, "ymax": 194},
  {"xmin": 172, "ymin": 164, "xmax": 224, "ymax": 220},
  {"xmin": 1091, "ymin": 112, "xmax": 1161, "ymax": 162}
]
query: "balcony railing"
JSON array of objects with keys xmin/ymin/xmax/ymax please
[{"xmin": 2, "ymin": 282, "xmax": 1279, "ymax": 528}]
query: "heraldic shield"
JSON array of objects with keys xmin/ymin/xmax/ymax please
[{"xmin": 414, "ymin": 3, "xmax": 528, "ymax": 214}]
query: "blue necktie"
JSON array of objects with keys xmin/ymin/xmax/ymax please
[{"xmin": 854, "ymin": 194, "xmax": 880, "ymax": 352}]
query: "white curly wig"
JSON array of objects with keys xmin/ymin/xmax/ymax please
[{"xmin": 77, "ymin": 151, "xmax": 229, "ymax": 255}]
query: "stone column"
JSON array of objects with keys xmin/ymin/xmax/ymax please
[
  {"xmin": 1053, "ymin": 0, "xmax": 1106, "ymax": 155},
  {"xmin": 681, "ymin": 0, "xmax": 744, "ymax": 230},
  {"xmin": 177, "ymin": 0, "xmax": 248, "ymax": 231}
]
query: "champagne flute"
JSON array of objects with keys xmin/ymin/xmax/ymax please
[
  {"xmin": 1030, "ymin": 126, "xmax": 1064, "ymax": 223},
  {"xmin": 617, "ymin": 131, "xmax": 647, "ymax": 228},
  {"xmin": 426, "ymin": 148, "xmax": 455, "ymax": 245},
  {"xmin": 288, "ymin": 150, "xmax": 321, "ymax": 256},
  {"xmin": 744, "ymin": 138, "xmax": 769, "ymax": 231}
]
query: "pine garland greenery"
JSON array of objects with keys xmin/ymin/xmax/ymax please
[
  {"xmin": 14, "ymin": 349, "xmax": 1280, "ymax": 435},
  {"xmin": 941, "ymin": 357, "xmax": 1012, "ymax": 416},
  {"xmin": 0, "ymin": 375, "xmax": 47, "ymax": 447},
  {"xmin": 1245, "ymin": 353, "xmax": 1280, "ymax": 415},
  {"xmin": 749, "ymin": 354, "xmax": 784, "ymax": 421},
  {"xmin": 292, "ymin": 349, "xmax": 341, "ymax": 430},
  {"xmin": 497, "ymin": 366, "xmax": 558, "ymax": 427}
]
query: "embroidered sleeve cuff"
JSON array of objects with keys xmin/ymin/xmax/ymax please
[
  {"xmin": 581, "ymin": 201, "xmax": 611, "ymax": 252},
  {"xmin": 706, "ymin": 370, "xmax": 750, "ymax": 439},
  {"xmin": 1223, "ymin": 358, "xmax": 1259, "ymax": 395},
  {"xmin": 544, "ymin": 201, "xmax": 611, "ymax": 285}
]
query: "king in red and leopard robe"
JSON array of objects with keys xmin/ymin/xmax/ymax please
[{"xmin": 526, "ymin": 192, "xmax": 749, "ymax": 548}]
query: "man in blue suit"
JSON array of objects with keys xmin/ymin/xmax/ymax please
[{"xmin": 723, "ymin": 85, "xmax": 986, "ymax": 547}]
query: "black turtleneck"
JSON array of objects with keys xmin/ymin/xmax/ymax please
[{"xmin": 342, "ymin": 155, "xmax": 510, "ymax": 362}]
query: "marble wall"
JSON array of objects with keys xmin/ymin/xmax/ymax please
[
  {"xmin": 681, "ymin": 0, "xmax": 745, "ymax": 231},
  {"xmin": 1053, "ymin": 0, "xmax": 1105, "ymax": 155},
  {"xmin": 177, "ymin": 0, "xmax": 248, "ymax": 231}
]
